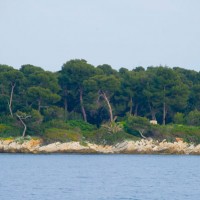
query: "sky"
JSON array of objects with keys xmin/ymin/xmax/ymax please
[{"xmin": 0, "ymin": 0, "xmax": 200, "ymax": 71}]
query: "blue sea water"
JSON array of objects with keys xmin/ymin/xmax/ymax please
[{"xmin": 0, "ymin": 154, "xmax": 200, "ymax": 200}]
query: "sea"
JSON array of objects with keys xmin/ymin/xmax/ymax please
[{"xmin": 0, "ymin": 154, "xmax": 200, "ymax": 200}]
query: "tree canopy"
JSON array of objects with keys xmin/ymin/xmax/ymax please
[{"xmin": 0, "ymin": 60, "xmax": 199, "ymax": 129}]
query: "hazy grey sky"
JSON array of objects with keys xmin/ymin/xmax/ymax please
[{"xmin": 0, "ymin": 0, "xmax": 200, "ymax": 71}]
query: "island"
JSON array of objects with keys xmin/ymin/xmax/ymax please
[{"xmin": 1, "ymin": 59, "xmax": 200, "ymax": 154}]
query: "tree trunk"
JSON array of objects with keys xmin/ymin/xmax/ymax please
[
  {"xmin": 101, "ymin": 91, "xmax": 113, "ymax": 122},
  {"xmin": 38, "ymin": 99, "xmax": 41, "ymax": 112},
  {"xmin": 63, "ymin": 88, "xmax": 68, "ymax": 120},
  {"xmin": 152, "ymin": 111, "xmax": 156, "ymax": 121},
  {"xmin": 80, "ymin": 88, "xmax": 87, "ymax": 122},
  {"xmin": 64, "ymin": 97, "xmax": 68, "ymax": 120},
  {"xmin": 134, "ymin": 103, "xmax": 138, "ymax": 116},
  {"xmin": 21, "ymin": 119, "xmax": 27, "ymax": 137},
  {"xmin": 129, "ymin": 96, "xmax": 133, "ymax": 115},
  {"xmin": 148, "ymin": 101, "xmax": 156, "ymax": 120},
  {"xmin": 162, "ymin": 86, "xmax": 166, "ymax": 125},
  {"xmin": 8, "ymin": 83, "xmax": 16, "ymax": 117},
  {"xmin": 16, "ymin": 114, "xmax": 31, "ymax": 137},
  {"xmin": 138, "ymin": 130, "xmax": 146, "ymax": 139},
  {"xmin": 163, "ymin": 102, "xmax": 166, "ymax": 125}
]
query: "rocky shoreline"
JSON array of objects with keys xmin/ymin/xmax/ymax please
[{"xmin": 1, "ymin": 139, "xmax": 200, "ymax": 154}]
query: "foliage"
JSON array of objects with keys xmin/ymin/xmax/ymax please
[
  {"xmin": 43, "ymin": 128, "xmax": 82, "ymax": 143},
  {"xmin": 0, "ymin": 115, "xmax": 16, "ymax": 124},
  {"xmin": 149, "ymin": 124, "xmax": 200, "ymax": 144},
  {"xmin": 66, "ymin": 120, "xmax": 96, "ymax": 132},
  {"xmin": 44, "ymin": 119, "xmax": 69, "ymax": 129},
  {"xmin": 26, "ymin": 109, "xmax": 44, "ymax": 135},
  {"xmin": 15, "ymin": 135, "xmax": 32, "ymax": 144},
  {"xmin": 186, "ymin": 110, "xmax": 200, "ymax": 126},
  {"xmin": 0, "ymin": 124, "xmax": 10, "ymax": 132},
  {"xmin": 124, "ymin": 115, "xmax": 150, "ymax": 138},
  {"xmin": 67, "ymin": 111, "xmax": 83, "ymax": 121},
  {"xmin": 83, "ymin": 128, "xmax": 137, "ymax": 145},
  {"xmin": 173, "ymin": 112, "xmax": 185, "ymax": 124},
  {"xmin": 101, "ymin": 122, "xmax": 123, "ymax": 134},
  {"xmin": 1, "ymin": 60, "xmax": 200, "ymax": 144},
  {"xmin": 0, "ymin": 123, "xmax": 21, "ymax": 137},
  {"xmin": 43, "ymin": 106, "xmax": 65, "ymax": 121}
]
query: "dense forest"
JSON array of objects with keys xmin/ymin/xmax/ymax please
[{"xmin": 1, "ymin": 59, "xmax": 200, "ymax": 143}]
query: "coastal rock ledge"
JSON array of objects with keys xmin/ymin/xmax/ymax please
[{"xmin": 1, "ymin": 139, "xmax": 200, "ymax": 154}]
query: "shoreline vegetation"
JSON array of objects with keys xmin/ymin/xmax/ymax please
[{"xmin": 1, "ymin": 59, "xmax": 200, "ymax": 153}]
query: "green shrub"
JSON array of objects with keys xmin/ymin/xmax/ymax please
[
  {"xmin": 15, "ymin": 135, "xmax": 32, "ymax": 144},
  {"xmin": 101, "ymin": 122, "xmax": 123, "ymax": 134},
  {"xmin": 149, "ymin": 124, "xmax": 200, "ymax": 144},
  {"xmin": 122, "ymin": 114, "xmax": 200, "ymax": 144},
  {"xmin": 0, "ymin": 137, "xmax": 14, "ymax": 141},
  {"xmin": 67, "ymin": 111, "xmax": 83, "ymax": 121},
  {"xmin": 19, "ymin": 109, "xmax": 44, "ymax": 136},
  {"xmin": 44, "ymin": 119, "xmax": 69, "ymax": 129},
  {"xmin": 43, "ymin": 106, "xmax": 65, "ymax": 121},
  {"xmin": 186, "ymin": 110, "xmax": 200, "ymax": 126},
  {"xmin": 124, "ymin": 115, "xmax": 150, "ymax": 138},
  {"xmin": 84, "ymin": 128, "xmax": 137, "ymax": 145},
  {"xmin": 173, "ymin": 112, "xmax": 185, "ymax": 124},
  {"xmin": 43, "ymin": 128, "xmax": 82, "ymax": 143},
  {"xmin": 0, "ymin": 123, "xmax": 21, "ymax": 137},
  {"xmin": 0, "ymin": 124, "xmax": 8, "ymax": 132},
  {"xmin": 66, "ymin": 120, "xmax": 96, "ymax": 132},
  {"xmin": 0, "ymin": 115, "xmax": 15, "ymax": 124}
]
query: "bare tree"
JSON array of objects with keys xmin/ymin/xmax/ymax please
[
  {"xmin": 98, "ymin": 90, "xmax": 114, "ymax": 122},
  {"xmin": 16, "ymin": 113, "xmax": 31, "ymax": 137},
  {"xmin": 8, "ymin": 82, "xmax": 16, "ymax": 117}
]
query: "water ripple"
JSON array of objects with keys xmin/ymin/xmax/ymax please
[{"xmin": 0, "ymin": 154, "xmax": 200, "ymax": 200}]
